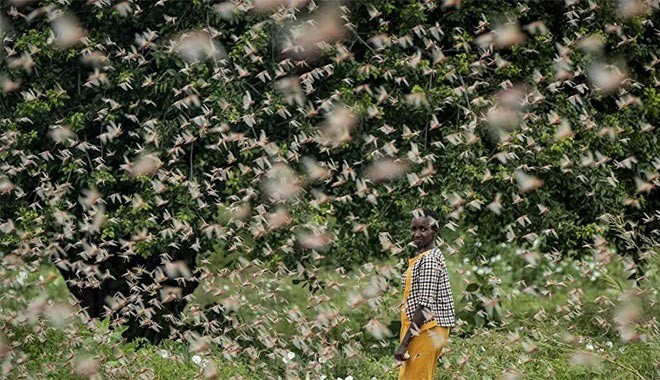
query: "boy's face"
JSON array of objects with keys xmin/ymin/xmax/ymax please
[{"xmin": 410, "ymin": 216, "xmax": 437, "ymax": 249}]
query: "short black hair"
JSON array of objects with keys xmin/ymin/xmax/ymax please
[{"xmin": 411, "ymin": 207, "xmax": 440, "ymax": 228}]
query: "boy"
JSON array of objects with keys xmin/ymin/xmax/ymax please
[{"xmin": 394, "ymin": 208, "xmax": 456, "ymax": 380}]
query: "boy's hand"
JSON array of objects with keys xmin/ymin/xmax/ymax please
[{"xmin": 393, "ymin": 344, "xmax": 410, "ymax": 363}]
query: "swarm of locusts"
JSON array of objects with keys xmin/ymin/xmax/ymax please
[{"xmin": 0, "ymin": 0, "xmax": 658, "ymax": 379}]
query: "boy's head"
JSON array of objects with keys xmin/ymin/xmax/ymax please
[{"xmin": 410, "ymin": 208, "xmax": 439, "ymax": 250}]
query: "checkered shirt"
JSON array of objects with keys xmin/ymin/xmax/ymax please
[{"xmin": 402, "ymin": 247, "xmax": 456, "ymax": 327}]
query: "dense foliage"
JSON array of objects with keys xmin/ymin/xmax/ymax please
[{"xmin": 0, "ymin": 0, "xmax": 658, "ymax": 367}]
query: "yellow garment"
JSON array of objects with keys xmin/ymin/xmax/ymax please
[{"xmin": 399, "ymin": 250, "xmax": 450, "ymax": 380}]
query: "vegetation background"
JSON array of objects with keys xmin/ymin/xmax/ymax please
[{"xmin": 0, "ymin": 0, "xmax": 658, "ymax": 379}]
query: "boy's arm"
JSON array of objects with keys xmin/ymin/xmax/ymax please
[{"xmin": 394, "ymin": 305, "xmax": 429, "ymax": 361}]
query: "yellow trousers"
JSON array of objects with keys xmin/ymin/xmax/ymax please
[{"xmin": 398, "ymin": 326, "xmax": 449, "ymax": 380}]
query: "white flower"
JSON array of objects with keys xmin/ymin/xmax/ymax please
[
  {"xmin": 585, "ymin": 343, "xmax": 594, "ymax": 351},
  {"xmin": 191, "ymin": 355, "xmax": 202, "ymax": 366},
  {"xmin": 287, "ymin": 351, "xmax": 296, "ymax": 360},
  {"xmin": 605, "ymin": 341, "xmax": 613, "ymax": 348},
  {"xmin": 345, "ymin": 376, "xmax": 353, "ymax": 380},
  {"xmin": 158, "ymin": 350, "xmax": 169, "ymax": 358}
]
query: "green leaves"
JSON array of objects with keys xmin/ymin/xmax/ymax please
[{"xmin": 465, "ymin": 283, "xmax": 479, "ymax": 292}]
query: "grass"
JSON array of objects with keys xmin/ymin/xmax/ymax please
[{"xmin": 1, "ymin": 248, "xmax": 658, "ymax": 379}]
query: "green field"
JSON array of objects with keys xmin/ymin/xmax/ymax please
[{"xmin": 2, "ymin": 246, "xmax": 657, "ymax": 379}]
